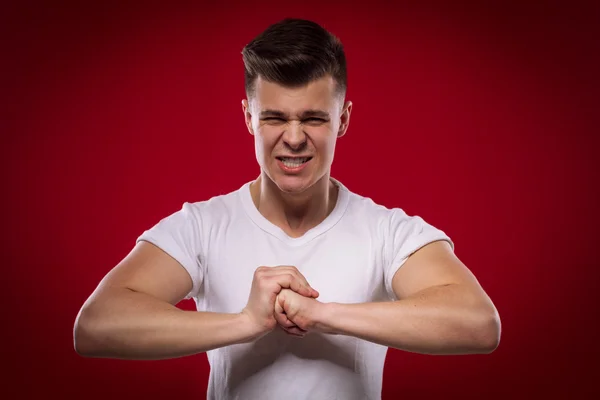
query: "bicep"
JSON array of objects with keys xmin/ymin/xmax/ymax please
[
  {"xmin": 391, "ymin": 240, "xmax": 483, "ymax": 299},
  {"xmin": 93, "ymin": 240, "xmax": 194, "ymax": 305}
]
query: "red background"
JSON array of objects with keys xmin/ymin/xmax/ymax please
[{"xmin": 3, "ymin": 1, "xmax": 599, "ymax": 398}]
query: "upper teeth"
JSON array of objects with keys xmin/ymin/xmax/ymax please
[
  {"xmin": 281, "ymin": 157, "xmax": 309, "ymax": 166},
  {"xmin": 281, "ymin": 157, "xmax": 309, "ymax": 168}
]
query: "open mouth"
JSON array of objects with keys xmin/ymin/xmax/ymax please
[{"xmin": 276, "ymin": 156, "xmax": 313, "ymax": 168}]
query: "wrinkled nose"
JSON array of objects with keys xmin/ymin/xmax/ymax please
[{"xmin": 282, "ymin": 121, "xmax": 307, "ymax": 151}]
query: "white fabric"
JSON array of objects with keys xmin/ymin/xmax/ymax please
[{"xmin": 137, "ymin": 178, "xmax": 453, "ymax": 400}]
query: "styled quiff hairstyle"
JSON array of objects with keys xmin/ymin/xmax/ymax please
[{"xmin": 242, "ymin": 18, "xmax": 347, "ymax": 98}]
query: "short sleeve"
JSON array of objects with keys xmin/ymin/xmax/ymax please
[
  {"xmin": 136, "ymin": 202, "xmax": 203, "ymax": 300},
  {"xmin": 384, "ymin": 208, "xmax": 454, "ymax": 300}
]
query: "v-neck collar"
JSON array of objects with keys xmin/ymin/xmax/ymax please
[{"xmin": 239, "ymin": 177, "xmax": 350, "ymax": 247}]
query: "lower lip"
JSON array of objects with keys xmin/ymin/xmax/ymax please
[{"xmin": 277, "ymin": 158, "xmax": 311, "ymax": 173}]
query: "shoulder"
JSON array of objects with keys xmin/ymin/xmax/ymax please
[
  {"xmin": 340, "ymin": 181, "xmax": 412, "ymax": 229},
  {"xmin": 338, "ymin": 179, "xmax": 451, "ymax": 247},
  {"xmin": 148, "ymin": 182, "xmax": 248, "ymax": 232},
  {"xmin": 180, "ymin": 181, "xmax": 248, "ymax": 218}
]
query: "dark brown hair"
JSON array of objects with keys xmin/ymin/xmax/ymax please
[{"xmin": 242, "ymin": 18, "xmax": 347, "ymax": 98}]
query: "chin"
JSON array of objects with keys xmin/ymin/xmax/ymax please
[
  {"xmin": 275, "ymin": 176, "xmax": 313, "ymax": 194},
  {"xmin": 262, "ymin": 160, "xmax": 324, "ymax": 194}
]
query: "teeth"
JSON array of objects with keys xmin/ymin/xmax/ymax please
[{"xmin": 281, "ymin": 157, "xmax": 309, "ymax": 168}]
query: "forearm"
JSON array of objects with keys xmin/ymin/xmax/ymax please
[
  {"xmin": 320, "ymin": 284, "xmax": 500, "ymax": 355},
  {"xmin": 74, "ymin": 288, "xmax": 257, "ymax": 360}
]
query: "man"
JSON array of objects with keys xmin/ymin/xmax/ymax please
[{"xmin": 74, "ymin": 18, "xmax": 500, "ymax": 400}]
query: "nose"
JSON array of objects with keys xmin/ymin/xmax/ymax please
[{"xmin": 282, "ymin": 121, "xmax": 307, "ymax": 151}]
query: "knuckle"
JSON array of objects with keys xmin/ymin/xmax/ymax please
[
  {"xmin": 255, "ymin": 267, "xmax": 269, "ymax": 280},
  {"xmin": 258, "ymin": 276, "xmax": 272, "ymax": 288}
]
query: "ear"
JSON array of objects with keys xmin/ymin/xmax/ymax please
[
  {"xmin": 337, "ymin": 100, "xmax": 352, "ymax": 138},
  {"xmin": 242, "ymin": 99, "xmax": 254, "ymax": 136}
]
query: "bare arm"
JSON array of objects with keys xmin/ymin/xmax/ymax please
[
  {"xmin": 74, "ymin": 241, "xmax": 318, "ymax": 360},
  {"xmin": 277, "ymin": 240, "xmax": 501, "ymax": 355},
  {"xmin": 73, "ymin": 241, "xmax": 259, "ymax": 360},
  {"xmin": 321, "ymin": 241, "xmax": 501, "ymax": 354}
]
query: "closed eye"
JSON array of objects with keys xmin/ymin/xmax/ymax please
[
  {"xmin": 261, "ymin": 117, "xmax": 287, "ymax": 125},
  {"xmin": 303, "ymin": 118, "xmax": 328, "ymax": 125},
  {"xmin": 260, "ymin": 117, "xmax": 328, "ymax": 125}
]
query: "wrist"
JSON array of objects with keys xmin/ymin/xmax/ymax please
[
  {"xmin": 314, "ymin": 302, "xmax": 339, "ymax": 334},
  {"xmin": 237, "ymin": 310, "xmax": 273, "ymax": 343}
]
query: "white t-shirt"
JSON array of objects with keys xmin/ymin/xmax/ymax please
[{"xmin": 137, "ymin": 178, "xmax": 453, "ymax": 400}]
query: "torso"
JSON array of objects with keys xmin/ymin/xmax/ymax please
[{"xmin": 198, "ymin": 179, "xmax": 390, "ymax": 400}]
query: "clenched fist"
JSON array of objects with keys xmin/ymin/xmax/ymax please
[
  {"xmin": 241, "ymin": 266, "xmax": 319, "ymax": 340},
  {"xmin": 274, "ymin": 288, "xmax": 332, "ymax": 337}
]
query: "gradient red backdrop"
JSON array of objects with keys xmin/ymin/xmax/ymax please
[{"xmin": 3, "ymin": 1, "xmax": 599, "ymax": 398}]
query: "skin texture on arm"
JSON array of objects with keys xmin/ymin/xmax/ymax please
[
  {"xmin": 73, "ymin": 241, "xmax": 318, "ymax": 360},
  {"xmin": 275, "ymin": 240, "xmax": 501, "ymax": 355},
  {"xmin": 73, "ymin": 241, "xmax": 256, "ymax": 360}
]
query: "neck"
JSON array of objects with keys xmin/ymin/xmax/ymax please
[{"xmin": 250, "ymin": 172, "xmax": 338, "ymax": 237}]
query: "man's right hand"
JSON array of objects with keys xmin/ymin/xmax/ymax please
[{"xmin": 241, "ymin": 266, "xmax": 319, "ymax": 339}]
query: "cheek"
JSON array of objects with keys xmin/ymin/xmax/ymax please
[
  {"xmin": 257, "ymin": 124, "xmax": 283, "ymax": 136},
  {"xmin": 253, "ymin": 129, "xmax": 275, "ymax": 160},
  {"xmin": 313, "ymin": 131, "xmax": 338, "ymax": 159},
  {"xmin": 256, "ymin": 124, "xmax": 286, "ymax": 147},
  {"xmin": 253, "ymin": 134, "xmax": 264, "ymax": 162}
]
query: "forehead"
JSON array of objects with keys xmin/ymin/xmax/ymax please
[{"xmin": 251, "ymin": 75, "xmax": 339, "ymax": 113}]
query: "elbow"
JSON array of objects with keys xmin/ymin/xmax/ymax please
[
  {"xmin": 475, "ymin": 307, "xmax": 501, "ymax": 354},
  {"xmin": 73, "ymin": 307, "xmax": 102, "ymax": 357}
]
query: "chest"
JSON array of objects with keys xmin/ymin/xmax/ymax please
[{"xmin": 201, "ymin": 229, "xmax": 387, "ymax": 313}]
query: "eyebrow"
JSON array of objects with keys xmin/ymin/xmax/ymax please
[
  {"xmin": 259, "ymin": 109, "xmax": 330, "ymax": 119},
  {"xmin": 259, "ymin": 110, "xmax": 287, "ymax": 118}
]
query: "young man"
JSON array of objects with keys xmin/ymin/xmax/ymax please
[{"xmin": 74, "ymin": 18, "xmax": 500, "ymax": 400}]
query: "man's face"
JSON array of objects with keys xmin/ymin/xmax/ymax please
[{"xmin": 242, "ymin": 75, "xmax": 351, "ymax": 194}]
